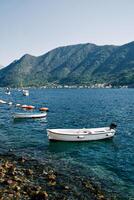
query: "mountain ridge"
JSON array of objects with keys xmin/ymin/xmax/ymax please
[{"xmin": 0, "ymin": 41, "xmax": 134, "ymax": 87}]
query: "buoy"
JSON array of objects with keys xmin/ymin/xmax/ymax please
[
  {"xmin": 39, "ymin": 107, "xmax": 49, "ymax": 112},
  {"xmin": 21, "ymin": 105, "xmax": 35, "ymax": 109}
]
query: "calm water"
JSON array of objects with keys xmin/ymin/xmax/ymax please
[{"xmin": 0, "ymin": 88, "xmax": 134, "ymax": 199}]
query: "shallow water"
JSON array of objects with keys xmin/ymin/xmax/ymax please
[{"xmin": 0, "ymin": 88, "xmax": 134, "ymax": 199}]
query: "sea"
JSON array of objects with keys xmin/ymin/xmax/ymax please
[{"xmin": 0, "ymin": 88, "xmax": 134, "ymax": 199}]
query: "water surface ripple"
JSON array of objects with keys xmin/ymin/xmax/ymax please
[{"xmin": 0, "ymin": 88, "xmax": 133, "ymax": 199}]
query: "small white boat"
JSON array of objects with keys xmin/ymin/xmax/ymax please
[
  {"xmin": 5, "ymin": 91, "xmax": 11, "ymax": 95},
  {"xmin": 47, "ymin": 123, "xmax": 117, "ymax": 141},
  {"xmin": 16, "ymin": 104, "xmax": 21, "ymax": 107},
  {"xmin": 22, "ymin": 89, "xmax": 29, "ymax": 96},
  {"xmin": 0, "ymin": 99, "xmax": 7, "ymax": 104},
  {"xmin": 5, "ymin": 88, "xmax": 11, "ymax": 95},
  {"xmin": 14, "ymin": 112, "xmax": 47, "ymax": 119}
]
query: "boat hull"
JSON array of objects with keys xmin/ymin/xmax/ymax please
[
  {"xmin": 47, "ymin": 128, "xmax": 115, "ymax": 141},
  {"xmin": 14, "ymin": 112, "xmax": 47, "ymax": 119},
  {"xmin": 5, "ymin": 92, "xmax": 11, "ymax": 95}
]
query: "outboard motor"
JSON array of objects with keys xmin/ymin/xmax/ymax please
[{"xmin": 110, "ymin": 123, "xmax": 117, "ymax": 130}]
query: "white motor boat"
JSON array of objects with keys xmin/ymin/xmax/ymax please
[
  {"xmin": 14, "ymin": 112, "xmax": 47, "ymax": 119},
  {"xmin": 22, "ymin": 89, "xmax": 29, "ymax": 96},
  {"xmin": 47, "ymin": 123, "xmax": 117, "ymax": 141}
]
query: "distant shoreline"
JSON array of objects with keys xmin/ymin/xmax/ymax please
[{"xmin": 0, "ymin": 84, "xmax": 134, "ymax": 89}]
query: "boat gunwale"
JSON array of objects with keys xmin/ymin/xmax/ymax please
[{"xmin": 47, "ymin": 129, "xmax": 115, "ymax": 136}]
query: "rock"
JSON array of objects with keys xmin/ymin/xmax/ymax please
[
  {"xmin": 47, "ymin": 174, "xmax": 56, "ymax": 181},
  {"xmin": 25, "ymin": 169, "xmax": 33, "ymax": 175},
  {"xmin": 6, "ymin": 179, "xmax": 13, "ymax": 185},
  {"xmin": 48, "ymin": 180, "xmax": 56, "ymax": 186},
  {"xmin": 0, "ymin": 166, "xmax": 6, "ymax": 174},
  {"xmin": 22, "ymin": 191, "xmax": 27, "ymax": 195},
  {"xmin": 10, "ymin": 181, "xmax": 18, "ymax": 189},
  {"xmin": 18, "ymin": 157, "xmax": 26, "ymax": 163},
  {"xmin": 97, "ymin": 193, "xmax": 106, "ymax": 200},
  {"xmin": 2, "ymin": 161, "xmax": 14, "ymax": 170},
  {"xmin": 83, "ymin": 181, "xmax": 95, "ymax": 191},
  {"xmin": 8, "ymin": 193, "xmax": 14, "ymax": 198},
  {"xmin": 8, "ymin": 165, "xmax": 17, "ymax": 176},
  {"xmin": 35, "ymin": 186, "xmax": 42, "ymax": 191},
  {"xmin": 48, "ymin": 170, "xmax": 54, "ymax": 174},
  {"xmin": 31, "ymin": 185, "xmax": 42, "ymax": 192},
  {"xmin": 42, "ymin": 170, "xmax": 48, "ymax": 175},
  {"xmin": 2, "ymin": 161, "xmax": 9, "ymax": 169},
  {"xmin": 0, "ymin": 172, "xmax": 5, "ymax": 178},
  {"xmin": 14, "ymin": 192, "xmax": 21, "ymax": 199},
  {"xmin": 14, "ymin": 185, "xmax": 21, "ymax": 191},
  {"xmin": 64, "ymin": 185, "xmax": 70, "ymax": 190},
  {"xmin": 30, "ymin": 191, "xmax": 48, "ymax": 200},
  {"xmin": 0, "ymin": 178, "xmax": 5, "ymax": 183},
  {"xmin": 17, "ymin": 170, "xmax": 24, "ymax": 177},
  {"xmin": 13, "ymin": 176, "xmax": 22, "ymax": 182}
]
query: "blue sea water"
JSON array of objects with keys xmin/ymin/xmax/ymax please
[{"xmin": 0, "ymin": 88, "xmax": 134, "ymax": 199}]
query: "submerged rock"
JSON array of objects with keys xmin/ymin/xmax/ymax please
[
  {"xmin": 18, "ymin": 156, "xmax": 26, "ymax": 163},
  {"xmin": 30, "ymin": 191, "xmax": 48, "ymax": 200},
  {"xmin": 48, "ymin": 180, "xmax": 56, "ymax": 186},
  {"xmin": 25, "ymin": 169, "xmax": 33, "ymax": 176},
  {"xmin": 47, "ymin": 174, "xmax": 56, "ymax": 181}
]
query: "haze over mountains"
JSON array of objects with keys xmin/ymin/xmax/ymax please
[{"xmin": 0, "ymin": 41, "xmax": 134, "ymax": 87}]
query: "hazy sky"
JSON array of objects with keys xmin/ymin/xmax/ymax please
[{"xmin": 0, "ymin": 0, "xmax": 134, "ymax": 66}]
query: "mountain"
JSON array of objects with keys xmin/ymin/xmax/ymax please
[
  {"xmin": 0, "ymin": 64, "xmax": 4, "ymax": 69},
  {"xmin": 0, "ymin": 42, "xmax": 134, "ymax": 87}
]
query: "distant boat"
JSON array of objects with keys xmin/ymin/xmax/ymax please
[
  {"xmin": 8, "ymin": 102, "xmax": 13, "ymax": 105},
  {"xmin": 22, "ymin": 89, "xmax": 29, "ymax": 96},
  {"xmin": 0, "ymin": 99, "xmax": 7, "ymax": 104},
  {"xmin": 5, "ymin": 88, "xmax": 11, "ymax": 95},
  {"xmin": 13, "ymin": 112, "xmax": 47, "ymax": 119},
  {"xmin": 21, "ymin": 105, "xmax": 35, "ymax": 109},
  {"xmin": 5, "ymin": 91, "xmax": 11, "ymax": 95},
  {"xmin": 47, "ymin": 123, "xmax": 117, "ymax": 141}
]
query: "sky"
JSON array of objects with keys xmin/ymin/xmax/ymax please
[{"xmin": 0, "ymin": 0, "xmax": 134, "ymax": 66}]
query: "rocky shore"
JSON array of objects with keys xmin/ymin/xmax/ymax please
[{"xmin": 0, "ymin": 153, "xmax": 116, "ymax": 200}]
